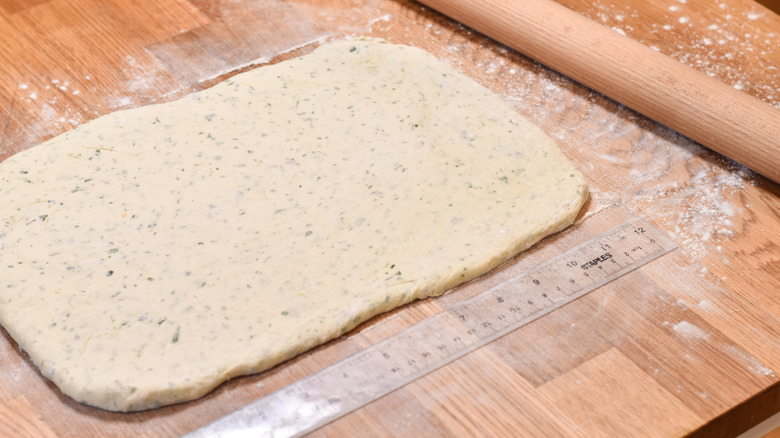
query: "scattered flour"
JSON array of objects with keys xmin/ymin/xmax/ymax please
[
  {"xmin": 368, "ymin": 13, "xmax": 392, "ymax": 31},
  {"xmin": 583, "ymin": 0, "xmax": 779, "ymax": 108},
  {"xmin": 612, "ymin": 27, "xmax": 627, "ymax": 36},
  {"xmin": 697, "ymin": 300, "xmax": 717, "ymax": 313},
  {"xmin": 111, "ymin": 95, "xmax": 133, "ymax": 109},
  {"xmin": 639, "ymin": 165, "xmax": 749, "ymax": 261},
  {"xmin": 437, "ymin": 13, "xmax": 757, "ymax": 266},
  {"xmin": 672, "ymin": 320, "xmax": 710, "ymax": 340},
  {"xmin": 725, "ymin": 344, "xmax": 776, "ymax": 377}
]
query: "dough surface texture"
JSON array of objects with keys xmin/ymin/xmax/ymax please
[{"xmin": 0, "ymin": 39, "xmax": 587, "ymax": 411}]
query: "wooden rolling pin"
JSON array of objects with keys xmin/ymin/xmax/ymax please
[{"xmin": 416, "ymin": 0, "xmax": 780, "ymax": 184}]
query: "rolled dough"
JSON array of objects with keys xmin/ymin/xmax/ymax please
[{"xmin": 0, "ymin": 39, "xmax": 587, "ymax": 411}]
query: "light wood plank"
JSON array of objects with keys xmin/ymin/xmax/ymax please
[
  {"xmin": 537, "ymin": 348, "xmax": 702, "ymax": 437},
  {"xmin": 0, "ymin": 396, "xmax": 58, "ymax": 438}
]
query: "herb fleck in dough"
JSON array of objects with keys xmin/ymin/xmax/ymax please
[{"xmin": 0, "ymin": 39, "xmax": 588, "ymax": 411}]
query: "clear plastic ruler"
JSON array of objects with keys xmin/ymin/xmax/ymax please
[{"xmin": 186, "ymin": 217, "xmax": 677, "ymax": 438}]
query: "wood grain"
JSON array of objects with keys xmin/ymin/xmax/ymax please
[
  {"xmin": 0, "ymin": 396, "xmax": 58, "ymax": 438},
  {"xmin": 0, "ymin": 0, "xmax": 779, "ymax": 436}
]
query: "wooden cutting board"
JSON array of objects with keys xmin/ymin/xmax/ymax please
[{"xmin": 1, "ymin": 0, "xmax": 778, "ymax": 436}]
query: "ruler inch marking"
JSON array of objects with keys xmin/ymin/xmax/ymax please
[{"xmin": 186, "ymin": 217, "xmax": 676, "ymax": 438}]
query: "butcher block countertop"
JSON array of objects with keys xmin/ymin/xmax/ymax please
[{"xmin": 1, "ymin": 0, "xmax": 779, "ymax": 436}]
